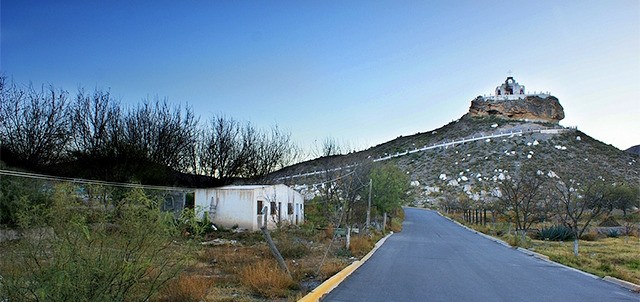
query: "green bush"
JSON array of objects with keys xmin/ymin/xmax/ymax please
[
  {"xmin": 178, "ymin": 206, "xmax": 213, "ymax": 238},
  {"xmin": 533, "ymin": 225, "xmax": 575, "ymax": 241},
  {"xmin": 0, "ymin": 176, "xmax": 52, "ymax": 227},
  {"xmin": 0, "ymin": 185, "xmax": 186, "ymax": 302}
]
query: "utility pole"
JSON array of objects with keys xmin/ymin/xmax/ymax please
[{"xmin": 366, "ymin": 178, "xmax": 372, "ymax": 231}]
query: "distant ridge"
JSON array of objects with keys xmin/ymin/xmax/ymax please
[{"xmin": 626, "ymin": 145, "xmax": 640, "ymax": 155}]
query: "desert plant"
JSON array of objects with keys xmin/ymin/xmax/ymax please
[
  {"xmin": 607, "ymin": 229, "xmax": 620, "ymax": 238},
  {"xmin": 533, "ymin": 225, "xmax": 574, "ymax": 241}
]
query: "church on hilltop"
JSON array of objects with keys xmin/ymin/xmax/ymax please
[
  {"xmin": 469, "ymin": 76, "xmax": 564, "ymax": 123},
  {"xmin": 482, "ymin": 76, "xmax": 550, "ymax": 101},
  {"xmin": 496, "ymin": 76, "xmax": 525, "ymax": 96}
]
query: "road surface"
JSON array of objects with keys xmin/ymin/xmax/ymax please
[{"xmin": 322, "ymin": 208, "xmax": 638, "ymax": 301}]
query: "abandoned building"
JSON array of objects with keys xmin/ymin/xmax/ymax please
[{"xmin": 194, "ymin": 184, "xmax": 305, "ymax": 231}]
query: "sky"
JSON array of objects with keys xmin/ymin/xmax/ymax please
[{"xmin": 2, "ymin": 1, "xmax": 639, "ymax": 156}]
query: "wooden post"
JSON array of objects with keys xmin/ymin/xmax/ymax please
[
  {"xmin": 382, "ymin": 212, "xmax": 387, "ymax": 233},
  {"xmin": 366, "ymin": 179, "xmax": 372, "ymax": 232},
  {"xmin": 259, "ymin": 206, "xmax": 290, "ymax": 277}
]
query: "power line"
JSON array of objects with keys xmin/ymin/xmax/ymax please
[{"xmin": 0, "ymin": 169, "xmax": 194, "ymax": 192}]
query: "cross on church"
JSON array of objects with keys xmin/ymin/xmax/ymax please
[{"xmin": 507, "ymin": 70, "xmax": 513, "ymax": 76}]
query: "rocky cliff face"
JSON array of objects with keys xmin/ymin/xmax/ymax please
[{"xmin": 468, "ymin": 95, "xmax": 564, "ymax": 123}]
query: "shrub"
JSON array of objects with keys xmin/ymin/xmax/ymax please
[
  {"xmin": 318, "ymin": 260, "xmax": 347, "ymax": 279},
  {"xmin": 607, "ymin": 229, "xmax": 620, "ymax": 238},
  {"xmin": 324, "ymin": 224, "xmax": 334, "ymax": 240},
  {"xmin": 0, "ymin": 185, "xmax": 186, "ymax": 302},
  {"xmin": 349, "ymin": 236, "xmax": 374, "ymax": 257},
  {"xmin": 239, "ymin": 260, "xmax": 295, "ymax": 298},
  {"xmin": 389, "ymin": 217, "xmax": 403, "ymax": 232},
  {"xmin": 579, "ymin": 229, "xmax": 601, "ymax": 241},
  {"xmin": 178, "ymin": 206, "xmax": 213, "ymax": 238},
  {"xmin": 276, "ymin": 236, "xmax": 309, "ymax": 259},
  {"xmin": 533, "ymin": 225, "xmax": 574, "ymax": 241},
  {"xmin": 157, "ymin": 274, "xmax": 213, "ymax": 302}
]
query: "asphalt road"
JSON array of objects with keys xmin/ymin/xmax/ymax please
[{"xmin": 322, "ymin": 208, "xmax": 639, "ymax": 302}]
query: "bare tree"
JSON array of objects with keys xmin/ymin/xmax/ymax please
[
  {"xmin": 70, "ymin": 88, "xmax": 121, "ymax": 158},
  {"xmin": 552, "ymin": 177, "xmax": 611, "ymax": 256},
  {"xmin": 119, "ymin": 99, "xmax": 198, "ymax": 173},
  {"xmin": 245, "ymin": 125, "xmax": 299, "ymax": 177},
  {"xmin": 198, "ymin": 115, "xmax": 245, "ymax": 180},
  {"xmin": 607, "ymin": 184, "xmax": 639, "ymax": 217},
  {"xmin": 497, "ymin": 167, "xmax": 548, "ymax": 243},
  {"xmin": 198, "ymin": 116, "xmax": 298, "ymax": 181},
  {"xmin": 0, "ymin": 78, "xmax": 71, "ymax": 167}
]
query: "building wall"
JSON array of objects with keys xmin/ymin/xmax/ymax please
[{"xmin": 194, "ymin": 184, "xmax": 304, "ymax": 231}]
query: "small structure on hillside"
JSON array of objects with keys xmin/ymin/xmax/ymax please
[
  {"xmin": 468, "ymin": 76, "xmax": 564, "ymax": 123},
  {"xmin": 495, "ymin": 76, "xmax": 525, "ymax": 97},
  {"xmin": 194, "ymin": 184, "xmax": 304, "ymax": 231},
  {"xmin": 480, "ymin": 76, "xmax": 550, "ymax": 101}
]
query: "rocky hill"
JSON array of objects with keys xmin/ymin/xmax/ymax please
[
  {"xmin": 469, "ymin": 95, "xmax": 564, "ymax": 123},
  {"xmin": 626, "ymin": 145, "xmax": 640, "ymax": 155},
  {"xmin": 266, "ymin": 96, "xmax": 638, "ymax": 204}
]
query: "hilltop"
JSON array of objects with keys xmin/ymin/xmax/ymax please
[{"xmin": 267, "ymin": 79, "xmax": 639, "ymax": 203}]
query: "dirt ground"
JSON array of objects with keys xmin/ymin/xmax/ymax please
[{"xmin": 157, "ymin": 226, "xmax": 375, "ymax": 302}]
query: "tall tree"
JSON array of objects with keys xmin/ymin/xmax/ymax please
[
  {"xmin": 198, "ymin": 115, "xmax": 245, "ymax": 180},
  {"xmin": 496, "ymin": 166, "xmax": 548, "ymax": 243},
  {"xmin": 370, "ymin": 164, "xmax": 410, "ymax": 231},
  {"xmin": 70, "ymin": 88, "xmax": 121, "ymax": 158},
  {"xmin": 0, "ymin": 78, "xmax": 71, "ymax": 168},
  {"xmin": 552, "ymin": 176, "xmax": 612, "ymax": 256},
  {"xmin": 198, "ymin": 116, "xmax": 298, "ymax": 181},
  {"xmin": 119, "ymin": 99, "xmax": 198, "ymax": 173}
]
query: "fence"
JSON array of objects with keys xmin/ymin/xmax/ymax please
[{"xmin": 276, "ymin": 126, "xmax": 575, "ymax": 182}]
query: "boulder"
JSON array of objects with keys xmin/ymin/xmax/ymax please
[{"xmin": 468, "ymin": 95, "xmax": 564, "ymax": 123}]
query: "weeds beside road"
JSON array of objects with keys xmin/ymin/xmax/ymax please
[{"xmin": 441, "ymin": 210, "xmax": 640, "ymax": 285}]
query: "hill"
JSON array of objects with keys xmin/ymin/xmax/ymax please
[
  {"xmin": 626, "ymin": 145, "xmax": 640, "ymax": 155},
  {"xmin": 266, "ymin": 114, "xmax": 639, "ymax": 204}
]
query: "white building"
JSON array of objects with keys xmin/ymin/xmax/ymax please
[
  {"xmin": 479, "ymin": 76, "xmax": 550, "ymax": 101},
  {"xmin": 194, "ymin": 184, "xmax": 304, "ymax": 231},
  {"xmin": 495, "ymin": 76, "xmax": 525, "ymax": 97}
]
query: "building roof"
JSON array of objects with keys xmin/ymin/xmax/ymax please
[{"xmin": 212, "ymin": 184, "xmax": 288, "ymax": 190}]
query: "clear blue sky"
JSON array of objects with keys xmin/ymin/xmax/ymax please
[{"xmin": 2, "ymin": 1, "xmax": 639, "ymax": 154}]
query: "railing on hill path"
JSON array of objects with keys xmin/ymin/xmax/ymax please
[{"xmin": 275, "ymin": 126, "xmax": 574, "ymax": 182}]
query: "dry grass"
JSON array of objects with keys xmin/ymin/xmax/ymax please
[
  {"xmin": 158, "ymin": 225, "xmax": 383, "ymax": 301},
  {"xmin": 349, "ymin": 235, "xmax": 374, "ymax": 257},
  {"xmin": 389, "ymin": 217, "xmax": 403, "ymax": 232},
  {"xmin": 531, "ymin": 237, "xmax": 640, "ymax": 284},
  {"xmin": 157, "ymin": 274, "xmax": 214, "ymax": 302},
  {"xmin": 239, "ymin": 259, "xmax": 296, "ymax": 298},
  {"xmin": 447, "ymin": 212, "xmax": 640, "ymax": 285},
  {"xmin": 318, "ymin": 259, "xmax": 348, "ymax": 279}
]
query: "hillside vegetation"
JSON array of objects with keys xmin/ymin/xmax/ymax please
[{"xmin": 269, "ymin": 115, "xmax": 639, "ymax": 203}]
